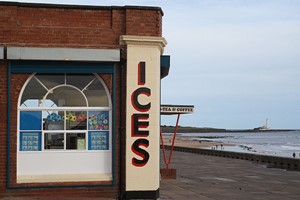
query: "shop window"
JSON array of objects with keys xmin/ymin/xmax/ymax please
[
  {"xmin": 18, "ymin": 74, "xmax": 111, "ymax": 152},
  {"xmin": 66, "ymin": 133, "xmax": 86, "ymax": 150},
  {"xmin": 43, "ymin": 111, "xmax": 64, "ymax": 130},
  {"xmin": 44, "ymin": 133, "xmax": 64, "ymax": 150},
  {"xmin": 17, "ymin": 72, "xmax": 113, "ymax": 184},
  {"xmin": 66, "ymin": 111, "xmax": 87, "ymax": 130}
]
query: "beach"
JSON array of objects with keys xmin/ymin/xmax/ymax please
[
  {"xmin": 162, "ymin": 135, "xmax": 233, "ymax": 149},
  {"xmin": 162, "ymin": 130, "xmax": 300, "ymax": 158}
]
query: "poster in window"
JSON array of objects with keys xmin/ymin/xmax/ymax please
[
  {"xmin": 20, "ymin": 132, "xmax": 41, "ymax": 151},
  {"xmin": 88, "ymin": 131, "xmax": 109, "ymax": 150},
  {"xmin": 77, "ymin": 138, "xmax": 86, "ymax": 150},
  {"xmin": 88, "ymin": 111, "xmax": 109, "ymax": 130}
]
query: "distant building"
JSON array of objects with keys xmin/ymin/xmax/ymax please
[
  {"xmin": 254, "ymin": 118, "xmax": 270, "ymax": 130},
  {"xmin": 0, "ymin": 2, "xmax": 170, "ymax": 199}
]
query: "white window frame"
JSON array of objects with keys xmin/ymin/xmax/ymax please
[{"xmin": 17, "ymin": 73, "xmax": 112, "ymax": 153}]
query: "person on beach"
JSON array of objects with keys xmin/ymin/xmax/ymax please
[{"xmin": 293, "ymin": 152, "xmax": 296, "ymax": 158}]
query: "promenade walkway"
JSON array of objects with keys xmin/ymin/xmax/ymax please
[
  {"xmin": 160, "ymin": 150, "xmax": 300, "ymax": 200},
  {"xmin": 2, "ymin": 150, "xmax": 300, "ymax": 199}
]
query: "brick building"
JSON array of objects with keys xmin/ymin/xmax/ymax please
[{"xmin": 0, "ymin": 2, "xmax": 170, "ymax": 199}]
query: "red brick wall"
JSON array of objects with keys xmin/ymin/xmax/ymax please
[
  {"xmin": 0, "ymin": 61, "xmax": 8, "ymax": 197},
  {"xmin": 0, "ymin": 2, "xmax": 162, "ymax": 198},
  {"xmin": 0, "ymin": 3, "xmax": 162, "ymax": 48},
  {"xmin": 125, "ymin": 8, "xmax": 162, "ymax": 37}
]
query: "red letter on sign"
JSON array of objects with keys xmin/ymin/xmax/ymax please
[
  {"xmin": 131, "ymin": 138, "xmax": 150, "ymax": 167},
  {"xmin": 131, "ymin": 87, "xmax": 151, "ymax": 112},
  {"xmin": 138, "ymin": 62, "xmax": 146, "ymax": 85},
  {"xmin": 131, "ymin": 114, "xmax": 149, "ymax": 137}
]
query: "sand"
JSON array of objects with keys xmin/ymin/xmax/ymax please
[{"xmin": 161, "ymin": 135, "xmax": 234, "ymax": 149}]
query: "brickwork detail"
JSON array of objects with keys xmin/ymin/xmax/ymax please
[{"xmin": 0, "ymin": 4, "xmax": 162, "ymax": 48}]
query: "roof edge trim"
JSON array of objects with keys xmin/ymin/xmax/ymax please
[{"xmin": 6, "ymin": 47, "xmax": 120, "ymax": 62}]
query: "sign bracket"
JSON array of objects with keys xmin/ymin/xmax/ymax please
[{"xmin": 160, "ymin": 104, "xmax": 194, "ymax": 179}]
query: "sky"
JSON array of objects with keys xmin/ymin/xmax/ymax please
[{"xmin": 2, "ymin": 0, "xmax": 300, "ymax": 129}]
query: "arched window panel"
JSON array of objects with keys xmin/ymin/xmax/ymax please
[
  {"xmin": 66, "ymin": 74, "xmax": 95, "ymax": 90},
  {"xmin": 42, "ymin": 99, "xmax": 58, "ymax": 108},
  {"xmin": 84, "ymin": 78, "xmax": 109, "ymax": 107},
  {"xmin": 20, "ymin": 77, "xmax": 47, "ymax": 107},
  {"xmin": 35, "ymin": 74, "xmax": 65, "ymax": 90},
  {"xmin": 45, "ymin": 86, "xmax": 87, "ymax": 107}
]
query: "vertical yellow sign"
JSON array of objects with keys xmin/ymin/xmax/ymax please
[{"xmin": 120, "ymin": 35, "xmax": 167, "ymax": 198}]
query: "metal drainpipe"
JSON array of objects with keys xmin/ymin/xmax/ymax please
[{"xmin": 118, "ymin": 53, "xmax": 126, "ymax": 200}]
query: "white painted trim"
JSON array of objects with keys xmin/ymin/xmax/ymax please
[
  {"xmin": 18, "ymin": 73, "xmax": 112, "ymax": 109},
  {"xmin": 43, "ymin": 84, "xmax": 89, "ymax": 107},
  {"xmin": 19, "ymin": 107, "xmax": 111, "ymax": 111},
  {"xmin": 7, "ymin": 47, "xmax": 120, "ymax": 61},
  {"xmin": 120, "ymin": 35, "xmax": 167, "ymax": 54},
  {"xmin": 17, "ymin": 173, "xmax": 112, "ymax": 183},
  {"xmin": 0, "ymin": 47, "xmax": 4, "ymax": 59},
  {"xmin": 0, "ymin": 47, "xmax": 3, "ymax": 59}
]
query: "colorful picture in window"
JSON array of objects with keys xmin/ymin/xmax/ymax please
[
  {"xmin": 88, "ymin": 111, "xmax": 109, "ymax": 130},
  {"xmin": 43, "ymin": 111, "xmax": 64, "ymax": 130},
  {"xmin": 66, "ymin": 111, "xmax": 87, "ymax": 130},
  {"xmin": 88, "ymin": 131, "xmax": 109, "ymax": 150},
  {"xmin": 20, "ymin": 132, "xmax": 41, "ymax": 151}
]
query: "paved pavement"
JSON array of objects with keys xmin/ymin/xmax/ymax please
[
  {"xmin": 2, "ymin": 150, "xmax": 300, "ymax": 199},
  {"xmin": 160, "ymin": 150, "xmax": 300, "ymax": 200}
]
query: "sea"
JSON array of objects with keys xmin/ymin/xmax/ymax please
[{"xmin": 175, "ymin": 130, "xmax": 300, "ymax": 158}]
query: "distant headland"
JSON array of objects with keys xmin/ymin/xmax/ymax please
[{"xmin": 160, "ymin": 125, "xmax": 296, "ymax": 133}]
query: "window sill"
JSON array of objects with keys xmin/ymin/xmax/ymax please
[{"xmin": 17, "ymin": 173, "xmax": 112, "ymax": 183}]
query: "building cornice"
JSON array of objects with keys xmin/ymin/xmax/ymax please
[
  {"xmin": 0, "ymin": 2, "xmax": 163, "ymax": 16},
  {"xmin": 120, "ymin": 35, "xmax": 167, "ymax": 54}
]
